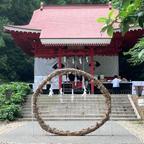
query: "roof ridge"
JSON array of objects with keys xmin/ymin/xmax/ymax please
[{"xmin": 42, "ymin": 4, "xmax": 109, "ymax": 9}]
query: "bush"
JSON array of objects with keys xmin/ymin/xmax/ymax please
[
  {"xmin": 0, "ymin": 82, "xmax": 32, "ymax": 121},
  {"xmin": 0, "ymin": 104, "xmax": 22, "ymax": 121}
]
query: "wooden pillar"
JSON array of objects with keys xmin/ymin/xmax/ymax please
[
  {"xmin": 91, "ymin": 49, "xmax": 94, "ymax": 94},
  {"xmin": 59, "ymin": 55, "xmax": 62, "ymax": 91}
]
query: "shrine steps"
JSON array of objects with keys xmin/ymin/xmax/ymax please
[{"xmin": 20, "ymin": 94, "xmax": 139, "ymax": 121}]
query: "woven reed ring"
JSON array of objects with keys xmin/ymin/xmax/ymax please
[{"xmin": 33, "ymin": 68, "xmax": 111, "ymax": 136}]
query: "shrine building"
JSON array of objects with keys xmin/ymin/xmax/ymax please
[{"xmin": 4, "ymin": 3, "xmax": 144, "ymax": 93}]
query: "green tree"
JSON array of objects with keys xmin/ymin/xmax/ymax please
[
  {"xmin": 0, "ymin": 0, "xmax": 40, "ymax": 82},
  {"xmin": 1, "ymin": 0, "xmax": 109, "ymax": 82},
  {"xmin": 124, "ymin": 37, "xmax": 144, "ymax": 65},
  {"xmin": 44, "ymin": 0, "xmax": 108, "ymax": 5},
  {"xmin": 0, "ymin": 1, "xmax": 12, "ymax": 82},
  {"xmin": 97, "ymin": 0, "xmax": 144, "ymax": 36},
  {"xmin": 97, "ymin": 0, "xmax": 144, "ymax": 66}
]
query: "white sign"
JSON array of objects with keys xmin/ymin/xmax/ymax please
[
  {"xmin": 138, "ymin": 99, "xmax": 144, "ymax": 106},
  {"xmin": 132, "ymin": 81, "xmax": 144, "ymax": 95}
]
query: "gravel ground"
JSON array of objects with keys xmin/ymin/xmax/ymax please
[
  {"xmin": 0, "ymin": 121, "xmax": 141, "ymax": 144},
  {"xmin": 0, "ymin": 121, "xmax": 6, "ymax": 127},
  {"xmin": 0, "ymin": 121, "xmax": 27, "ymax": 144},
  {"xmin": 0, "ymin": 121, "xmax": 27, "ymax": 136},
  {"xmin": 0, "ymin": 121, "xmax": 143, "ymax": 144},
  {"xmin": 117, "ymin": 121, "xmax": 144, "ymax": 143}
]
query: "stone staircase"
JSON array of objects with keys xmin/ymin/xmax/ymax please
[{"xmin": 21, "ymin": 94, "xmax": 139, "ymax": 121}]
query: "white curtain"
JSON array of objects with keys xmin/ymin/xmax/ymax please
[
  {"xmin": 62, "ymin": 56, "xmax": 118, "ymax": 77},
  {"xmin": 33, "ymin": 57, "xmax": 59, "ymax": 91},
  {"xmin": 33, "ymin": 56, "xmax": 119, "ymax": 91}
]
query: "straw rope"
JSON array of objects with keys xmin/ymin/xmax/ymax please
[{"xmin": 33, "ymin": 68, "xmax": 111, "ymax": 136}]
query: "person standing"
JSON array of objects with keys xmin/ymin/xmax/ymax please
[{"xmin": 112, "ymin": 75, "xmax": 121, "ymax": 94}]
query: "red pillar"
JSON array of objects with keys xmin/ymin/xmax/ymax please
[
  {"xmin": 59, "ymin": 55, "xmax": 62, "ymax": 91},
  {"xmin": 91, "ymin": 49, "xmax": 94, "ymax": 94}
]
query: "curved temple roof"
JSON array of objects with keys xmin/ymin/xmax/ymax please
[{"xmin": 4, "ymin": 5, "xmax": 114, "ymax": 45}]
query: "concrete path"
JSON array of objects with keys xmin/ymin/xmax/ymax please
[{"xmin": 0, "ymin": 121, "xmax": 142, "ymax": 144}]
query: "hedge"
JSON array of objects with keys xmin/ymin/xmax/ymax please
[{"xmin": 0, "ymin": 82, "xmax": 32, "ymax": 121}]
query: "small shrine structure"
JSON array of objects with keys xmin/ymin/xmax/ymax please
[{"xmin": 4, "ymin": 3, "xmax": 144, "ymax": 93}]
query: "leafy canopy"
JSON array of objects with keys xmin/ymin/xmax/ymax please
[
  {"xmin": 97, "ymin": 0, "xmax": 144, "ymax": 36},
  {"xmin": 44, "ymin": 0, "xmax": 109, "ymax": 5},
  {"xmin": 0, "ymin": 0, "xmax": 109, "ymax": 82},
  {"xmin": 124, "ymin": 37, "xmax": 144, "ymax": 65},
  {"xmin": 0, "ymin": 0, "xmax": 40, "ymax": 82},
  {"xmin": 97, "ymin": 0, "xmax": 144, "ymax": 65}
]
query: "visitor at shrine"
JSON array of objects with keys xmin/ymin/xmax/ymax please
[
  {"xmin": 122, "ymin": 77, "xmax": 128, "ymax": 82},
  {"xmin": 118, "ymin": 75, "xmax": 121, "ymax": 80},
  {"xmin": 112, "ymin": 75, "xmax": 121, "ymax": 94}
]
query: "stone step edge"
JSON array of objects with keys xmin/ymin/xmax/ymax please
[
  {"xmin": 22, "ymin": 114, "xmax": 136, "ymax": 117},
  {"xmin": 19, "ymin": 118, "xmax": 139, "ymax": 121}
]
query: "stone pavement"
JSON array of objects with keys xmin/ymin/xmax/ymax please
[
  {"xmin": 117, "ymin": 121, "xmax": 144, "ymax": 143},
  {"xmin": 0, "ymin": 121, "xmax": 142, "ymax": 144}
]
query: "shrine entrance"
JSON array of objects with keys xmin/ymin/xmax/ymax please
[{"xmin": 32, "ymin": 68, "xmax": 111, "ymax": 136}]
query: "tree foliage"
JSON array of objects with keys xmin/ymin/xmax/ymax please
[
  {"xmin": 0, "ymin": 0, "xmax": 40, "ymax": 82},
  {"xmin": 124, "ymin": 37, "xmax": 144, "ymax": 65},
  {"xmin": 0, "ymin": 0, "xmax": 109, "ymax": 83},
  {"xmin": 119, "ymin": 52, "xmax": 144, "ymax": 80},
  {"xmin": 44, "ymin": 0, "xmax": 109, "ymax": 5},
  {"xmin": 97, "ymin": 0, "xmax": 144, "ymax": 35},
  {"xmin": 97, "ymin": 0, "xmax": 144, "ymax": 36},
  {"xmin": 1, "ymin": 0, "xmax": 143, "ymax": 82},
  {"xmin": 0, "ymin": 82, "xmax": 32, "ymax": 121},
  {"xmin": 97, "ymin": 0, "xmax": 144, "ymax": 66}
]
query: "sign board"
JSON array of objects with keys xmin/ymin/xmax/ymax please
[
  {"xmin": 5, "ymin": 89, "xmax": 12, "ymax": 99},
  {"xmin": 138, "ymin": 99, "xmax": 144, "ymax": 106},
  {"xmin": 132, "ymin": 81, "xmax": 144, "ymax": 95}
]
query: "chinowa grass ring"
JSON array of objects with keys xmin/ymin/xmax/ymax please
[{"xmin": 33, "ymin": 68, "xmax": 111, "ymax": 136}]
